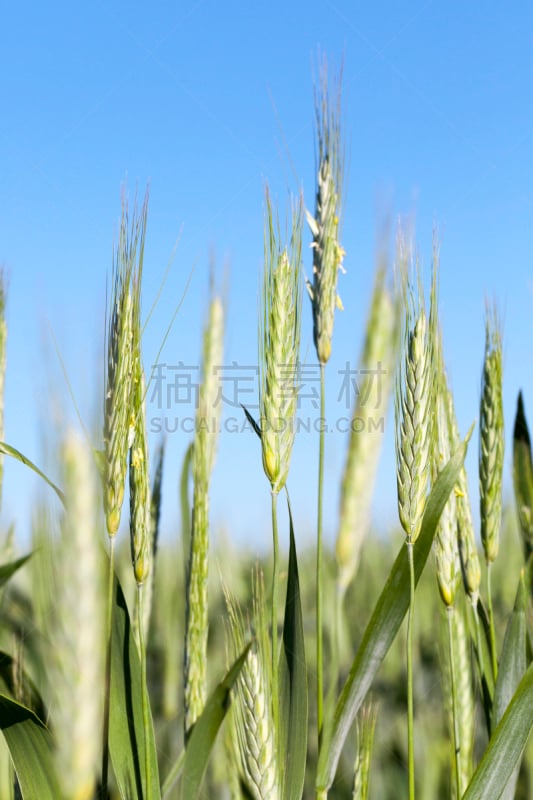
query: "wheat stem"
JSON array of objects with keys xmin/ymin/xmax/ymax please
[
  {"xmin": 137, "ymin": 584, "xmax": 152, "ymax": 799},
  {"xmin": 317, "ymin": 362, "xmax": 325, "ymax": 743},
  {"xmin": 446, "ymin": 606, "xmax": 461, "ymax": 800},
  {"xmin": 406, "ymin": 540, "xmax": 416, "ymax": 800},
  {"xmin": 270, "ymin": 489, "xmax": 280, "ymax": 748},
  {"xmin": 101, "ymin": 536, "xmax": 115, "ymax": 799},
  {"xmin": 487, "ymin": 562, "xmax": 498, "ymax": 679}
]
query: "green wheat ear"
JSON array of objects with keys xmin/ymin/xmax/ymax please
[
  {"xmin": 259, "ymin": 189, "xmax": 302, "ymax": 494},
  {"xmin": 129, "ymin": 257, "xmax": 150, "ymax": 589},
  {"xmin": 479, "ymin": 303, "xmax": 504, "ymax": 565},
  {"xmin": 306, "ymin": 55, "xmax": 345, "ymax": 366},
  {"xmin": 432, "ymin": 362, "xmax": 460, "ymax": 608},
  {"xmin": 395, "ymin": 242, "xmax": 437, "ymax": 544},
  {"xmin": 445, "ymin": 379, "xmax": 481, "ymax": 606},
  {"xmin": 104, "ymin": 194, "xmax": 148, "ymax": 536},
  {"xmin": 224, "ymin": 571, "xmax": 279, "ymax": 800}
]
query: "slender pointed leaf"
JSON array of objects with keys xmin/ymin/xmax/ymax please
[
  {"xmin": 0, "ymin": 554, "xmax": 31, "ymax": 589},
  {"xmin": 491, "ymin": 570, "xmax": 527, "ymax": 799},
  {"xmin": 241, "ymin": 404, "xmax": 262, "ymax": 438},
  {"xmin": 0, "ymin": 651, "xmax": 46, "ymax": 725},
  {"xmin": 513, "ymin": 392, "xmax": 533, "ymax": 561},
  {"xmin": 472, "ymin": 595, "xmax": 496, "ymax": 735},
  {"xmin": 0, "ymin": 694, "xmax": 60, "ymax": 799},
  {"xmin": 316, "ymin": 436, "xmax": 469, "ymax": 792},
  {"xmin": 279, "ymin": 494, "xmax": 307, "ymax": 800},
  {"xmin": 463, "ymin": 663, "xmax": 533, "ymax": 800},
  {"xmin": 0, "ymin": 442, "xmax": 65, "ymax": 505},
  {"xmin": 179, "ymin": 645, "xmax": 251, "ymax": 799},
  {"xmin": 161, "ymin": 750, "xmax": 185, "ymax": 799},
  {"xmin": 109, "ymin": 577, "xmax": 161, "ymax": 799}
]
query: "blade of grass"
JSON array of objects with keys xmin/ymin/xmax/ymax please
[
  {"xmin": 0, "ymin": 442, "xmax": 65, "ymax": 505},
  {"xmin": 0, "ymin": 694, "xmax": 60, "ymax": 800},
  {"xmin": 462, "ymin": 663, "xmax": 533, "ymax": 800},
  {"xmin": 109, "ymin": 574, "xmax": 160, "ymax": 800},
  {"xmin": 491, "ymin": 568, "xmax": 528, "ymax": 798},
  {"xmin": 178, "ymin": 644, "xmax": 251, "ymax": 800},
  {"xmin": 279, "ymin": 493, "xmax": 308, "ymax": 800},
  {"xmin": 0, "ymin": 554, "xmax": 31, "ymax": 589}
]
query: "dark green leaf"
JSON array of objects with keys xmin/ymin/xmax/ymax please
[
  {"xmin": 316, "ymin": 435, "xmax": 469, "ymax": 792},
  {"xmin": 241, "ymin": 405, "xmax": 261, "ymax": 438},
  {"xmin": 463, "ymin": 663, "xmax": 533, "ymax": 800},
  {"xmin": 0, "ymin": 693, "xmax": 60, "ymax": 799},
  {"xmin": 109, "ymin": 577, "xmax": 161, "ymax": 799},
  {"xmin": 279, "ymin": 494, "xmax": 307, "ymax": 800},
  {"xmin": 491, "ymin": 570, "xmax": 528, "ymax": 798},
  {"xmin": 513, "ymin": 392, "xmax": 533, "ymax": 561},
  {"xmin": 179, "ymin": 645, "xmax": 251, "ymax": 799},
  {"xmin": 0, "ymin": 651, "xmax": 46, "ymax": 725}
]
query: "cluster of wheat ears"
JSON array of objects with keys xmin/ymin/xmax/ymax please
[{"xmin": 0, "ymin": 57, "xmax": 531, "ymax": 800}]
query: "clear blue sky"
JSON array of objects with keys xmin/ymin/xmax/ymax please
[{"xmin": 2, "ymin": 2, "xmax": 533, "ymax": 552}]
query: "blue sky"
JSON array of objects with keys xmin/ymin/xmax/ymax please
[{"xmin": 2, "ymin": 2, "xmax": 533, "ymax": 552}]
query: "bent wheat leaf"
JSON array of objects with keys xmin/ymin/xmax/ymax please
[
  {"xmin": 462, "ymin": 663, "xmax": 533, "ymax": 800},
  {"xmin": 0, "ymin": 442, "xmax": 65, "ymax": 505},
  {"xmin": 491, "ymin": 570, "xmax": 527, "ymax": 799},
  {"xmin": 179, "ymin": 645, "xmax": 251, "ymax": 800},
  {"xmin": 0, "ymin": 554, "xmax": 31, "ymax": 589},
  {"xmin": 316, "ymin": 434, "xmax": 470, "ymax": 793},
  {"xmin": 0, "ymin": 694, "xmax": 60, "ymax": 800},
  {"xmin": 109, "ymin": 576, "xmax": 160, "ymax": 800}
]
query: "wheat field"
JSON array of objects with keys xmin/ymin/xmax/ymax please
[{"xmin": 0, "ymin": 59, "xmax": 531, "ymax": 800}]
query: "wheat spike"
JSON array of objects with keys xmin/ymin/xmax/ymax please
[
  {"xmin": 479, "ymin": 304, "xmax": 504, "ymax": 564},
  {"xmin": 395, "ymin": 245, "xmax": 437, "ymax": 544},
  {"xmin": 259, "ymin": 190, "xmax": 302, "ymax": 493},
  {"xmin": 306, "ymin": 57, "xmax": 345, "ymax": 365},
  {"xmin": 184, "ymin": 292, "xmax": 224, "ymax": 734},
  {"xmin": 104, "ymin": 194, "xmax": 148, "ymax": 536},
  {"xmin": 224, "ymin": 574, "xmax": 279, "ymax": 800}
]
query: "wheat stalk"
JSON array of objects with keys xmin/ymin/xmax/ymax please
[
  {"xmin": 306, "ymin": 54, "xmax": 346, "ymax": 742},
  {"xmin": 395, "ymin": 241, "xmax": 437, "ymax": 800},
  {"xmin": 453, "ymin": 605, "xmax": 475, "ymax": 795},
  {"xmin": 101, "ymin": 192, "xmax": 149, "ymax": 796}
]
